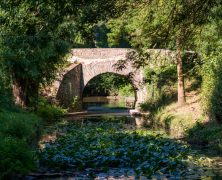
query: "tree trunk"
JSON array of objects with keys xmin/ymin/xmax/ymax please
[
  {"xmin": 13, "ymin": 78, "xmax": 39, "ymax": 108},
  {"xmin": 176, "ymin": 37, "xmax": 186, "ymax": 106},
  {"xmin": 13, "ymin": 80, "xmax": 26, "ymax": 107}
]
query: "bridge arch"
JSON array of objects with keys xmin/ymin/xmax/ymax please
[
  {"xmin": 82, "ymin": 72, "xmax": 137, "ymax": 107},
  {"xmin": 50, "ymin": 48, "xmax": 149, "ymax": 111}
]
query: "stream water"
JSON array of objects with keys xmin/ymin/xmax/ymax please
[{"xmin": 26, "ymin": 106, "xmax": 222, "ymax": 180}]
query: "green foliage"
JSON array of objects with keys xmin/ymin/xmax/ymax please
[
  {"xmin": 0, "ymin": 1, "xmax": 71, "ymax": 106},
  {"xmin": 0, "ymin": 110, "xmax": 41, "ymax": 179},
  {"xmin": 140, "ymin": 51, "xmax": 201, "ymax": 112},
  {"xmin": 140, "ymin": 93, "xmax": 176, "ymax": 113},
  {"xmin": 107, "ymin": 18, "xmax": 131, "ymax": 47},
  {"xmin": 141, "ymin": 64, "xmax": 177, "ymax": 112},
  {"xmin": 0, "ymin": 111, "xmax": 40, "ymax": 142},
  {"xmin": 36, "ymin": 98, "xmax": 67, "ymax": 123},
  {"xmin": 107, "ymin": 0, "xmax": 217, "ymax": 49},
  {"xmin": 0, "ymin": 60, "xmax": 13, "ymax": 109},
  {"xmin": 146, "ymin": 105, "xmax": 204, "ymax": 138},
  {"xmin": 118, "ymin": 84, "xmax": 134, "ymax": 97},
  {"xmin": 186, "ymin": 121, "xmax": 222, "ymax": 153},
  {"xmin": 201, "ymin": 51, "xmax": 222, "ymax": 121},
  {"xmin": 0, "ymin": 137, "xmax": 35, "ymax": 180},
  {"xmin": 83, "ymin": 73, "xmax": 134, "ymax": 97},
  {"xmin": 144, "ymin": 64, "xmax": 177, "ymax": 86},
  {"xmin": 107, "ymin": 0, "xmax": 218, "ymax": 106},
  {"xmin": 38, "ymin": 117, "xmax": 210, "ymax": 178},
  {"xmin": 196, "ymin": 4, "xmax": 222, "ymax": 122},
  {"xmin": 140, "ymin": 59, "xmax": 202, "ymax": 137},
  {"xmin": 0, "ymin": 0, "xmax": 121, "ymax": 106},
  {"xmin": 94, "ymin": 22, "xmax": 110, "ymax": 48}
]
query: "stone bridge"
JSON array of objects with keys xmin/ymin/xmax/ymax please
[{"xmin": 48, "ymin": 48, "xmax": 175, "ymax": 111}]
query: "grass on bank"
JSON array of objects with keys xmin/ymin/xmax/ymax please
[
  {"xmin": 0, "ymin": 109, "xmax": 41, "ymax": 180},
  {"xmin": 140, "ymin": 78, "xmax": 222, "ymax": 153},
  {"xmin": 36, "ymin": 97, "xmax": 67, "ymax": 123},
  {"xmin": 0, "ymin": 97, "xmax": 66, "ymax": 180},
  {"xmin": 187, "ymin": 121, "xmax": 222, "ymax": 154}
]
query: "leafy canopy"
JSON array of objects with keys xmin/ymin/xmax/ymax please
[{"xmin": 0, "ymin": 0, "xmax": 121, "ymax": 105}]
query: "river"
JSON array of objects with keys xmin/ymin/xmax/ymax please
[{"xmin": 27, "ymin": 102, "xmax": 222, "ymax": 180}]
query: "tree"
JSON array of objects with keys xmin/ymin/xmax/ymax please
[
  {"xmin": 168, "ymin": 0, "xmax": 217, "ymax": 105},
  {"xmin": 0, "ymin": 0, "xmax": 120, "ymax": 107},
  {"xmin": 195, "ymin": 2, "xmax": 222, "ymax": 121},
  {"xmin": 107, "ymin": 0, "xmax": 218, "ymax": 106}
]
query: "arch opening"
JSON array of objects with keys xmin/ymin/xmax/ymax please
[{"xmin": 82, "ymin": 72, "xmax": 137, "ymax": 111}]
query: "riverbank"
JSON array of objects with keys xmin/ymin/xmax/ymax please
[{"xmin": 150, "ymin": 91, "xmax": 222, "ymax": 154}]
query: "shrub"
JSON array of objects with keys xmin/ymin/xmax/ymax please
[
  {"xmin": 36, "ymin": 98, "xmax": 67, "ymax": 123},
  {"xmin": 0, "ymin": 110, "xmax": 41, "ymax": 179},
  {"xmin": 0, "ymin": 61, "xmax": 13, "ymax": 110},
  {"xmin": 118, "ymin": 84, "xmax": 134, "ymax": 97},
  {"xmin": 186, "ymin": 121, "xmax": 222, "ymax": 153},
  {"xmin": 140, "ymin": 92, "xmax": 176, "ymax": 113},
  {"xmin": 201, "ymin": 53, "xmax": 222, "ymax": 122},
  {"xmin": 0, "ymin": 137, "xmax": 35, "ymax": 180},
  {"xmin": 0, "ymin": 111, "xmax": 40, "ymax": 143}
]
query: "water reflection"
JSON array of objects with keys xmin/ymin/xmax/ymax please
[
  {"xmin": 83, "ymin": 96, "xmax": 135, "ymax": 110},
  {"xmin": 69, "ymin": 109, "xmax": 148, "ymax": 129}
]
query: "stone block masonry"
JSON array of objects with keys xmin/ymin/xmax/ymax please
[{"xmin": 48, "ymin": 48, "xmax": 175, "ymax": 111}]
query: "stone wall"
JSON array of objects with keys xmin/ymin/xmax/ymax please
[
  {"xmin": 71, "ymin": 48, "xmax": 131, "ymax": 59},
  {"xmin": 56, "ymin": 64, "xmax": 84, "ymax": 111},
  {"xmin": 47, "ymin": 48, "xmax": 177, "ymax": 111}
]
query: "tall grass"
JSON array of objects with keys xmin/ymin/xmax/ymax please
[{"xmin": 0, "ymin": 110, "xmax": 41, "ymax": 179}]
